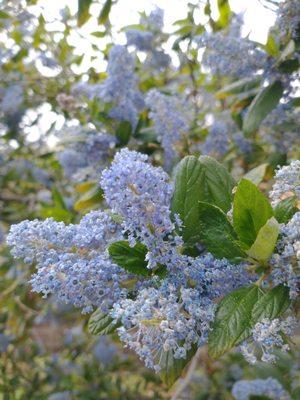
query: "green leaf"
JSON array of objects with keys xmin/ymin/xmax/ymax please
[
  {"xmin": 252, "ymin": 285, "xmax": 291, "ymax": 324},
  {"xmin": 247, "ymin": 217, "xmax": 279, "ymax": 262},
  {"xmin": 243, "ymin": 81, "xmax": 283, "ymax": 136},
  {"xmin": 243, "ymin": 164, "xmax": 268, "ymax": 185},
  {"xmin": 108, "ymin": 241, "xmax": 151, "ymax": 276},
  {"xmin": 216, "ymin": 0, "xmax": 232, "ymax": 29},
  {"xmin": 74, "ymin": 185, "xmax": 103, "ymax": 212},
  {"xmin": 88, "ymin": 309, "xmax": 120, "ymax": 335},
  {"xmin": 198, "ymin": 155, "xmax": 235, "ymax": 212},
  {"xmin": 274, "ymin": 196, "xmax": 298, "ymax": 223},
  {"xmin": 77, "ymin": 0, "xmax": 92, "ymax": 27},
  {"xmin": 208, "ymin": 286, "xmax": 264, "ymax": 358},
  {"xmin": 216, "ymin": 76, "xmax": 261, "ymax": 99},
  {"xmin": 171, "ymin": 157, "xmax": 235, "ymax": 245},
  {"xmin": 158, "ymin": 346, "xmax": 197, "ymax": 387},
  {"xmin": 98, "ymin": 0, "xmax": 112, "ymax": 24},
  {"xmin": 233, "ymin": 179, "xmax": 273, "ymax": 248},
  {"xmin": 171, "ymin": 156, "xmax": 206, "ymax": 245},
  {"xmin": 116, "ymin": 120, "xmax": 132, "ymax": 146},
  {"xmin": 198, "ymin": 202, "xmax": 246, "ymax": 262}
]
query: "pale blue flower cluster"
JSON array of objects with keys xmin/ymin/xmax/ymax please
[
  {"xmin": 146, "ymin": 89, "xmax": 189, "ymax": 169},
  {"xmin": 270, "ymin": 160, "xmax": 300, "ymax": 206},
  {"xmin": 276, "ymin": 0, "xmax": 300, "ymax": 39},
  {"xmin": 126, "ymin": 8, "xmax": 170, "ymax": 70},
  {"xmin": 197, "ymin": 16, "xmax": 268, "ymax": 78},
  {"xmin": 0, "ymin": 84, "xmax": 24, "ymax": 114},
  {"xmin": 112, "ymin": 283, "xmax": 215, "ymax": 372},
  {"xmin": 7, "ymin": 211, "xmax": 129, "ymax": 314},
  {"xmin": 71, "ymin": 46, "xmax": 144, "ymax": 128},
  {"xmin": 270, "ymin": 212, "xmax": 300, "ymax": 300},
  {"xmin": 100, "ymin": 148, "xmax": 182, "ymax": 269},
  {"xmin": 201, "ymin": 120, "xmax": 230, "ymax": 157},
  {"xmin": 57, "ymin": 126, "xmax": 116, "ymax": 181},
  {"xmin": 232, "ymin": 377, "xmax": 291, "ymax": 400},
  {"xmin": 241, "ymin": 316, "xmax": 296, "ymax": 364}
]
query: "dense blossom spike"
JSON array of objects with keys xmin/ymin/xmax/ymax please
[
  {"xmin": 270, "ymin": 161, "xmax": 300, "ymax": 206},
  {"xmin": 146, "ymin": 90, "xmax": 189, "ymax": 169},
  {"xmin": 232, "ymin": 377, "xmax": 291, "ymax": 400}
]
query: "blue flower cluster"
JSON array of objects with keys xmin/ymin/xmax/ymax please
[
  {"xmin": 126, "ymin": 8, "xmax": 170, "ymax": 70},
  {"xmin": 72, "ymin": 46, "xmax": 144, "ymax": 128},
  {"xmin": 146, "ymin": 90, "xmax": 190, "ymax": 169},
  {"xmin": 232, "ymin": 377, "xmax": 291, "ymax": 400},
  {"xmin": 0, "ymin": 84, "xmax": 24, "ymax": 115},
  {"xmin": 270, "ymin": 160, "xmax": 300, "ymax": 206},
  {"xmin": 270, "ymin": 212, "xmax": 300, "ymax": 300},
  {"xmin": 240, "ymin": 316, "xmax": 296, "ymax": 364},
  {"xmin": 57, "ymin": 126, "xmax": 116, "ymax": 181},
  {"xmin": 277, "ymin": 0, "xmax": 300, "ymax": 39},
  {"xmin": 7, "ymin": 211, "xmax": 130, "ymax": 314},
  {"xmin": 197, "ymin": 16, "xmax": 267, "ymax": 78}
]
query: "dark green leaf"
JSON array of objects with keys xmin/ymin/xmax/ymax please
[
  {"xmin": 274, "ymin": 196, "xmax": 298, "ymax": 223},
  {"xmin": 233, "ymin": 179, "xmax": 273, "ymax": 248},
  {"xmin": 243, "ymin": 81, "xmax": 283, "ymax": 135},
  {"xmin": 116, "ymin": 120, "xmax": 132, "ymax": 146},
  {"xmin": 98, "ymin": 0, "xmax": 112, "ymax": 24},
  {"xmin": 171, "ymin": 156, "xmax": 206, "ymax": 245},
  {"xmin": 158, "ymin": 345, "xmax": 197, "ymax": 387},
  {"xmin": 108, "ymin": 241, "xmax": 151, "ymax": 276},
  {"xmin": 252, "ymin": 285, "xmax": 291, "ymax": 324},
  {"xmin": 88, "ymin": 309, "xmax": 120, "ymax": 335},
  {"xmin": 198, "ymin": 202, "xmax": 246, "ymax": 262},
  {"xmin": 246, "ymin": 217, "xmax": 279, "ymax": 262},
  {"xmin": 198, "ymin": 155, "xmax": 235, "ymax": 212},
  {"xmin": 208, "ymin": 285, "xmax": 264, "ymax": 358},
  {"xmin": 77, "ymin": 0, "xmax": 93, "ymax": 27}
]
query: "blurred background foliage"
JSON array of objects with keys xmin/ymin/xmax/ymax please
[{"xmin": 0, "ymin": 0, "xmax": 299, "ymax": 398}]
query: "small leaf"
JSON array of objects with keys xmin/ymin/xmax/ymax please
[
  {"xmin": 116, "ymin": 120, "xmax": 132, "ymax": 146},
  {"xmin": 252, "ymin": 285, "xmax": 291, "ymax": 324},
  {"xmin": 208, "ymin": 285, "xmax": 264, "ymax": 358},
  {"xmin": 158, "ymin": 346, "xmax": 197, "ymax": 387},
  {"xmin": 74, "ymin": 185, "xmax": 103, "ymax": 212},
  {"xmin": 216, "ymin": 77, "xmax": 261, "ymax": 99},
  {"xmin": 233, "ymin": 179, "xmax": 273, "ymax": 248},
  {"xmin": 98, "ymin": 0, "xmax": 112, "ymax": 24},
  {"xmin": 198, "ymin": 155, "xmax": 235, "ymax": 213},
  {"xmin": 243, "ymin": 164, "xmax": 268, "ymax": 185},
  {"xmin": 171, "ymin": 156, "xmax": 206, "ymax": 245},
  {"xmin": 243, "ymin": 81, "xmax": 283, "ymax": 136},
  {"xmin": 274, "ymin": 196, "xmax": 298, "ymax": 223},
  {"xmin": 108, "ymin": 241, "xmax": 151, "ymax": 276},
  {"xmin": 247, "ymin": 217, "xmax": 279, "ymax": 262},
  {"xmin": 198, "ymin": 202, "xmax": 246, "ymax": 262},
  {"xmin": 77, "ymin": 0, "xmax": 92, "ymax": 27},
  {"xmin": 88, "ymin": 309, "xmax": 120, "ymax": 335}
]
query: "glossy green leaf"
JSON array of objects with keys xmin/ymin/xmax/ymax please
[
  {"xmin": 216, "ymin": 77, "xmax": 261, "ymax": 99},
  {"xmin": 116, "ymin": 120, "xmax": 132, "ymax": 146},
  {"xmin": 247, "ymin": 217, "xmax": 279, "ymax": 262},
  {"xmin": 88, "ymin": 309, "xmax": 120, "ymax": 335},
  {"xmin": 208, "ymin": 285, "xmax": 264, "ymax": 358},
  {"xmin": 98, "ymin": 0, "xmax": 112, "ymax": 24},
  {"xmin": 171, "ymin": 156, "xmax": 206, "ymax": 245},
  {"xmin": 74, "ymin": 185, "xmax": 103, "ymax": 212},
  {"xmin": 198, "ymin": 155, "xmax": 235, "ymax": 212},
  {"xmin": 158, "ymin": 345, "xmax": 197, "ymax": 387},
  {"xmin": 252, "ymin": 285, "xmax": 291, "ymax": 324},
  {"xmin": 108, "ymin": 241, "xmax": 151, "ymax": 276},
  {"xmin": 243, "ymin": 80, "xmax": 283, "ymax": 135},
  {"xmin": 198, "ymin": 202, "xmax": 246, "ymax": 262},
  {"xmin": 274, "ymin": 196, "xmax": 298, "ymax": 223},
  {"xmin": 77, "ymin": 0, "xmax": 92, "ymax": 27},
  {"xmin": 243, "ymin": 163, "xmax": 268, "ymax": 185},
  {"xmin": 233, "ymin": 179, "xmax": 273, "ymax": 248}
]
